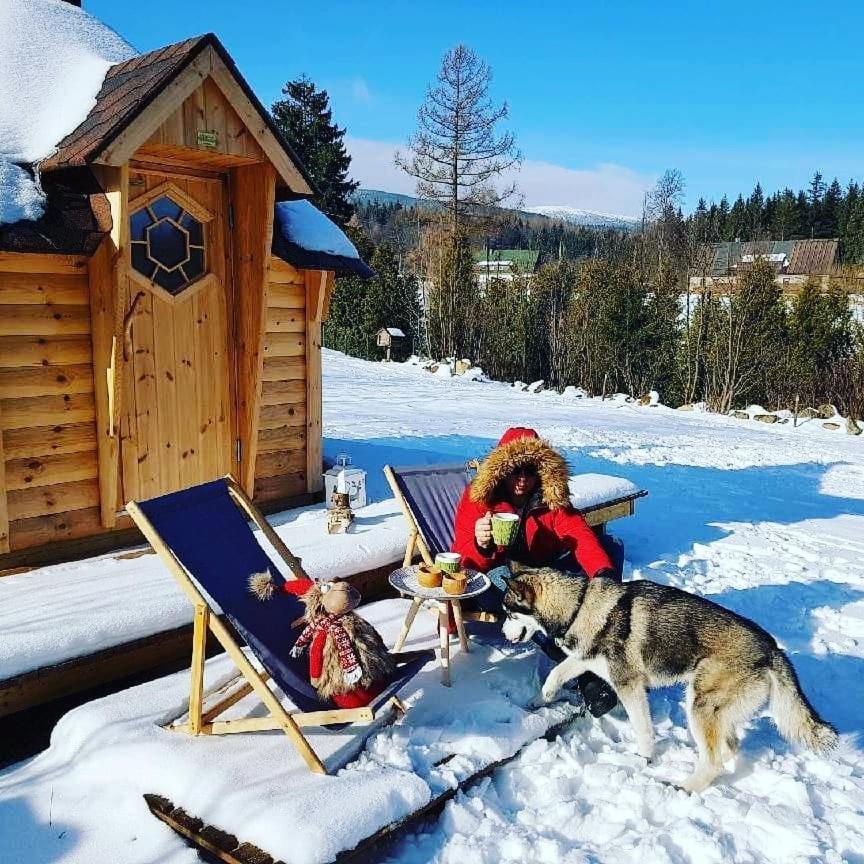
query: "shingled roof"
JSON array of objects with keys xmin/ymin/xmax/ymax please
[
  {"xmin": 39, "ymin": 33, "xmax": 316, "ymax": 194},
  {"xmin": 0, "ymin": 167, "xmax": 111, "ymax": 255},
  {"xmin": 700, "ymin": 239, "xmax": 840, "ymax": 278}
]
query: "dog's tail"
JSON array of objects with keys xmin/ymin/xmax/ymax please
[{"xmin": 767, "ymin": 650, "xmax": 838, "ymax": 754}]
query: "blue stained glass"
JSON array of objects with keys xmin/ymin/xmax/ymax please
[
  {"xmin": 147, "ymin": 219, "xmax": 189, "ymax": 270},
  {"xmin": 153, "ymin": 266, "xmax": 187, "ymax": 294},
  {"xmin": 149, "ymin": 196, "xmax": 182, "ymax": 221},
  {"xmin": 185, "ymin": 247, "xmax": 205, "ymax": 280},
  {"xmin": 131, "ymin": 243, "xmax": 155, "ymax": 279},
  {"xmin": 130, "ymin": 209, "xmax": 152, "ymax": 241},
  {"xmin": 180, "ymin": 212, "xmax": 204, "ymax": 246}
]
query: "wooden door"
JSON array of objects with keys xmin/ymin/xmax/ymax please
[{"xmin": 120, "ymin": 169, "xmax": 234, "ymax": 503}]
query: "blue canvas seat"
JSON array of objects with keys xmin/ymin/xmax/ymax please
[
  {"xmin": 385, "ymin": 462, "xmax": 475, "ymax": 563},
  {"xmin": 128, "ymin": 476, "xmax": 433, "ymax": 774}
]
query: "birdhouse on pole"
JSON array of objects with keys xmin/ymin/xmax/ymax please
[{"xmin": 376, "ymin": 327, "xmax": 405, "ymax": 361}]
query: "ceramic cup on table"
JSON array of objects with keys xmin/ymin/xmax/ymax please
[
  {"xmin": 435, "ymin": 552, "xmax": 461, "ymax": 573},
  {"xmin": 491, "ymin": 512, "xmax": 520, "ymax": 546},
  {"xmin": 442, "ymin": 571, "xmax": 468, "ymax": 595},
  {"xmin": 417, "ymin": 563, "xmax": 443, "ymax": 588}
]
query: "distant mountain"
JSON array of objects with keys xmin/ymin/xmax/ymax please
[
  {"xmin": 351, "ymin": 189, "xmax": 427, "ymax": 208},
  {"xmin": 524, "ymin": 205, "xmax": 638, "ymax": 229},
  {"xmin": 352, "ymin": 190, "xmax": 637, "ymax": 230}
]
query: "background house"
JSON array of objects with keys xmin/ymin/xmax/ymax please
[
  {"xmin": 689, "ymin": 239, "xmax": 841, "ymax": 293},
  {"xmin": 473, "ymin": 249, "xmax": 540, "ymax": 286}
]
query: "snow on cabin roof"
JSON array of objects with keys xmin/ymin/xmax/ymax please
[
  {"xmin": 272, "ymin": 200, "xmax": 374, "ymax": 278},
  {"xmin": 1, "ymin": 4, "xmax": 319, "ymax": 235},
  {"xmin": 385, "ymin": 327, "xmax": 405, "ymax": 337},
  {"xmin": 0, "ymin": 0, "xmax": 137, "ymax": 225}
]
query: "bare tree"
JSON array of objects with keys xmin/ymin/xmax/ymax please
[
  {"xmin": 396, "ymin": 44, "xmax": 520, "ymax": 237},
  {"xmin": 396, "ymin": 45, "xmax": 520, "ymax": 360}
]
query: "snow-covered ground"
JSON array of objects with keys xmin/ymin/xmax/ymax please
[
  {"xmin": 322, "ymin": 350, "xmax": 864, "ymax": 864},
  {"xmin": 3, "ymin": 348, "xmax": 864, "ymax": 863}
]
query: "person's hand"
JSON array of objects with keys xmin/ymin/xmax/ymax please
[{"xmin": 475, "ymin": 511, "xmax": 493, "ymax": 549}]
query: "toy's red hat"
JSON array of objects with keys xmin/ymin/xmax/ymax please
[{"xmin": 281, "ymin": 578, "xmax": 314, "ymax": 596}]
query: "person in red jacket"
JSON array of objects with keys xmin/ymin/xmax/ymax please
[{"xmin": 452, "ymin": 427, "xmax": 621, "ymax": 716}]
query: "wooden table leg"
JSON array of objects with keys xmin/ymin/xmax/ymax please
[
  {"xmin": 452, "ymin": 599, "xmax": 469, "ymax": 654},
  {"xmin": 393, "ymin": 596, "xmax": 423, "ymax": 652},
  {"xmin": 438, "ymin": 602, "xmax": 451, "ymax": 687}
]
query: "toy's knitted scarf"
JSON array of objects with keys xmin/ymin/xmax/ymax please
[{"xmin": 291, "ymin": 614, "xmax": 362, "ymax": 684}]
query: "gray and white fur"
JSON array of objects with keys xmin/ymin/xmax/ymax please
[{"xmin": 502, "ymin": 563, "xmax": 838, "ymax": 792}]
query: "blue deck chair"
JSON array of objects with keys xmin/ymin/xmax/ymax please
[
  {"xmin": 384, "ymin": 462, "xmax": 476, "ymax": 567},
  {"xmin": 383, "ymin": 462, "xmax": 499, "ymax": 629},
  {"xmin": 127, "ymin": 476, "xmax": 433, "ymax": 775}
]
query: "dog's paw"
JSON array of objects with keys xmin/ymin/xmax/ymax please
[
  {"xmin": 527, "ymin": 689, "xmax": 552, "ymax": 710},
  {"xmin": 540, "ymin": 683, "xmax": 560, "ymax": 704},
  {"xmin": 636, "ymin": 744, "xmax": 654, "ymax": 762},
  {"xmin": 678, "ymin": 775, "xmax": 710, "ymax": 794}
]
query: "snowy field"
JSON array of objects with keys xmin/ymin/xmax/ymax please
[
  {"xmin": 3, "ymin": 348, "xmax": 864, "ymax": 863},
  {"xmin": 322, "ymin": 351, "xmax": 864, "ymax": 864}
]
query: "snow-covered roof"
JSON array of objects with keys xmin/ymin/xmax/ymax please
[
  {"xmin": 272, "ymin": 200, "xmax": 374, "ymax": 277},
  {"xmin": 0, "ymin": 0, "xmax": 136, "ymax": 225},
  {"xmin": 384, "ymin": 327, "xmax": 405, "ymax": 337}
]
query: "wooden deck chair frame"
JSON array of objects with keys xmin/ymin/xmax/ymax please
[{"xmin": 127, "ymin": 475, "xmax": 406, "ymax": 776}]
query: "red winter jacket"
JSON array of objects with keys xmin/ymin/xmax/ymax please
[{"xmin": 451, "ymin": 427, "xmax": 613, "ymax": 577}]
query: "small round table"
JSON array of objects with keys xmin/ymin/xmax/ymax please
[{"xmin": 389, "ymin": 566, "xmax": 491, "ymax": 687}]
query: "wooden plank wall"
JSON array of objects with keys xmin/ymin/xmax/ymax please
[
  {"xmin": 0, "ymin": 254, "xmax": 101, "ymax": 551},
  {"xmin": 137, "ymin": 73, "xmax": 266, "ymax": 172},
  {"xmin": 255, "ymin": 258, "xmax": 307, "ymax": 503}
]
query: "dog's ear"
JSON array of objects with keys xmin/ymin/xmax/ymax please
[
  {"xmin": 503, "ymin": 576, "xmax": 535, "ymax": 608},
  {"xmin": 508, "ymin": 560, "xmax": 529, "ymax": 576}
]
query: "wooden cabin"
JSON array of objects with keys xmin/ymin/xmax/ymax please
[{"xmin": 0, "ymin": 33, "xmax": 372, "ymax": 569}]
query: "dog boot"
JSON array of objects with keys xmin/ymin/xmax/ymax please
[{"xmin": 578, "ymin": 672, "xmax": 617, "ymax": 717}]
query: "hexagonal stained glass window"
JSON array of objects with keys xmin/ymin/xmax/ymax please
[{"xmin": 130, "ymin": 195, "xmax": 206, "ymax": 295}]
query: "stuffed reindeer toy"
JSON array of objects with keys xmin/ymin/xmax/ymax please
[{"xmin": 249, "ymin": 571, "xmax": 406, "ymax": 708}]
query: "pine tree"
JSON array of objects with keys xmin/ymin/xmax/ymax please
[
  {"xmin": 821, "ymin": 178, "xmax": 843, "ymax": 238},
  {"xmin": 716, "ymin": 195, "xmax": 731, "ymax": 240},
  {"xmin": 747, "ymin": 182, "xmax": 765, "ymax": 239},
  {"xmin": 702, "ymin": 259, "xmax": 788, "ymax": 411},
  {"xmin": 727, "ymin": 195, "xmax": 747, "ymax": 241},
  {"xmin": 807, "ymin": 172, "xmax": 826, "ymax": 237},
  {"xmin": 271, "ymin": 75, "xmax": 358, "ymax": 226},
  {"xmin": 788, "ymin": 280, "xmax": 853, "ymax": 404},
  {"xmin": 361, "ymin": 244, "xmax": 422, "ymax": 360},
  {"xmin": 397, "ymin": 44, "xmax": 519, "ymax": 359}
]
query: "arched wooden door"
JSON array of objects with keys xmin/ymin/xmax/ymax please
[{"xmin": 120, "ymin": 169, "xmax": 234, "ymax": 503}]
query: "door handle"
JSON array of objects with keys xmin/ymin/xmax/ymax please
[{"xmin": 122, "ymin": 291, "xmax": 145, "ymax": 362}]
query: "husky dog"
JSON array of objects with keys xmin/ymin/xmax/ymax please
[{"xmin": 502, "ymin": 564, "xmax": 838, "ymax": 792}]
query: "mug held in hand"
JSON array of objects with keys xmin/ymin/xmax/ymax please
[{"xmin": 491, "ymin": 512, "xmax": 520, "ymax": 546}]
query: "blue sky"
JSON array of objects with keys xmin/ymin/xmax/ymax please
[{"xmin": 88, "ymin": 0, "xmax": 864, "ymax": 215}]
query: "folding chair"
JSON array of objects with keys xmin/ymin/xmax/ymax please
[
  {"xmin": 383, "ymin": 462, "xmax": 499, "ymax": 635},
  {"xmin": 127, "ymin": 476, "xmax": 433, "ymax": 775},
  {"xmin": 383, "ymin": 462, "xmax": 476, "ymax": 569}
]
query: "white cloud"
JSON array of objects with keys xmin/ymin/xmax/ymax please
[
  {"xmin": 346, "ymin": 137, "xmax": 655, "ymax": 217},
  {"xmin": 351, "ymin": 78, "xmax": 372, "ymax": 105}
]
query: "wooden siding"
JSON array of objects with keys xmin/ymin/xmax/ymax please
[
  {"xmin": 136, "ymin": 73, "xmax": 267, "ymax": 171},
  {"xmin": 0, "ymin": 255, "xmax": 101, "ymax": 551},
  {"xmin": 254, "ymin": 259, "xmax": 307, "ymax": 503}
]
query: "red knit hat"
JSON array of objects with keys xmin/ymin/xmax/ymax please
[
  {"xmin": 281, "ymin": 578, "xmax": 315, "ymax": 596},
  {"xmin": 497, "ymin": 427, "xmax": 540, "ymax": 447}
]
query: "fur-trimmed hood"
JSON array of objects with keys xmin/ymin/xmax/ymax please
[{"xmin": 470, "ymin": 428, "xmax": 570, "ymax": 510}]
